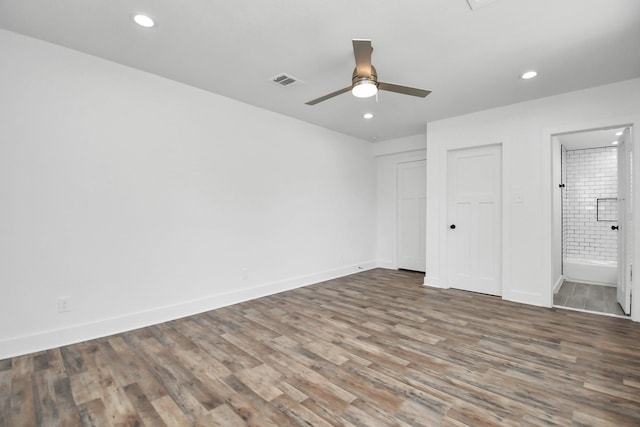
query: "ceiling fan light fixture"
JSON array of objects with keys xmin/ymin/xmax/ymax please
[{"xmin": 352, "ymin": 80, "xmax": 378, "ymax": 98}]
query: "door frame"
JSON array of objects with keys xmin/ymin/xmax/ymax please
[
  {"xmin": 617, "ymin": 130, "xmax": 632, "ymax": 314},
  {"xmin": 424, "ymin": 141, "xmax": 507, "ymax": 298},
  {"xmin": 542, "ymin": 115, "xmax": 640, "ymax": 322}
]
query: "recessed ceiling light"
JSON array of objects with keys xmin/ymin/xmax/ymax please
[
  {"xmin": 615, "ymin": 131, "xmax": 623, "ymax": 136},
  {"xmin": 363, "ymin": 113, "xmax": 373, "ymax": 119},
  {"xmin": 133, "ymin": 14, "xmax": 155, "ymax": 28},
  {"xmin": 521, "ymin": 71, "xmax": 538, "ymax": 80},
  {"xmin": 612, "ymin": 141, "xmax": 619, "ymax": 145}
]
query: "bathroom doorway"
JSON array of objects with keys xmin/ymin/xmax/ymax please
[{"xmin": 552, "ymin": 126, "xmax": 633, "ymax": 316}]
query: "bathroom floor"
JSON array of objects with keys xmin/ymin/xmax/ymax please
[{"xmin": 554, "ymin": 281, "xmax": 626, "ymax": 316}]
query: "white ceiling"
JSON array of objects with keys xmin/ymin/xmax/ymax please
[
  {"xmin": 558, "ymin": 128, "xmax": 627, "ymax": 150},
  {"xmin": 1, "ymin": 0, "xmax": 639, "ymax": 142}
]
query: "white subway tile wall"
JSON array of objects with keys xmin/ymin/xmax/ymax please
[
  {"xmin": 562, "ymin": 146, "xmax": 618, "ymax": 261},
  {"xmin": 561, "ymin": 145, "xmax": 567, "ymax": 260}
]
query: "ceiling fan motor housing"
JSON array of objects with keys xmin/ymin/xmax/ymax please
[{"xmin": 352, "ymin": 65, "xmax": 378, "ymax": 88}]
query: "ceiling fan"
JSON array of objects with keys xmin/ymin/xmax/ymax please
[{"xmin": 306, "ymin": 39, "xmax": 431, "ymax": 106}]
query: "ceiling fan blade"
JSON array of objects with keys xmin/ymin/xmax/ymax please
[
  {"xmin": 379, "ymin": 82, "xmax": 431, "ymax": 98},
  {"xmin": 305, "ymin": 86, "xmax": 352, "ymax": 105},
  {"xmin": 352, "ymin": 39, "xmax": 372, "ymax": 77}
]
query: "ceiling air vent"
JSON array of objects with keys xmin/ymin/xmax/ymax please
[
  {"xmin": 466, "ymin": 0, "xmax": 500, "ymax": 10},
  {"xmin": 271, "ymin": 73, "xmax": 302, "ymax": 87}
]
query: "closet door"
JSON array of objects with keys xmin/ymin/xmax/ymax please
[{"xmin": 397, "ymin": 160, "xmax": 426, "ymax": 272}]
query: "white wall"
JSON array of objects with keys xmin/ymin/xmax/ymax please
[
  {"xmin": 0, "ymin": 30, "xmax": 376, "ymax": 359},
  {"xmin": 425, "ymin": 78, "xmax": 640, "ymax": 312},
  {"xmin": 374, "ymin": 134, "xmax": 426, "ymax": 269}
]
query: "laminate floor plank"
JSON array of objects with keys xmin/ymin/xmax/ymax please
[
  {"xmin": 220, "ymin": 374, "xmax": 293, "ymax": 426},
  {"xmin": 133, "ymin": 338, "xmax": 212, "ymax": 419},
  {"xmin": 10, "ymin": 375, "xmax": 36, "ymax": 427},
  {"xmin": 151, "ymin": 395, "xmax": 192, "ymax": 427},
  {"xmin": 0, "ymin": 371, "xmax": 10, "ymax": 398},
  {"xmin": 270, "ymin": 393, "xmax": 334, "ymax": 427},
  {"xmin": 195, "ymin": 403, "xmax": 247, "ymax": 427},
  {"xmin": 76, "ymin": 398, "xmax": 109, "ymax": 427},
  {"xmin": 3, "ymin": 269, "xmax": 640, "ymax": 425},
  {"xmin": 123, "ymin": 382, "xmax": 168, "ymax": 427},
  {"xmin": 32, "ymin": 370, "xmax": 60, "ymax": 426}
]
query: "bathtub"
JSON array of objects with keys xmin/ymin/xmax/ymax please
[{"xmin": 563, "ymin": 257, "xmax": 617, "ymax": 286}]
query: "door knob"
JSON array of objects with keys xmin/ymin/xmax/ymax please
[
  {"xmin": 612, "ymin": 225, "xmax": 619, "ymax": 230},
  {"xmin": 450, "ymin": 224, "xmax": 456, "ymax": 229}
]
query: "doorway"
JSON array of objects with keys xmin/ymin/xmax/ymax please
[{"xmin": 552, "ymin": 126, "xmax": 633, "ymax": 316}]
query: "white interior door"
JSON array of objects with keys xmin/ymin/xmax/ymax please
[
  {"xmin": 617, "ymin": 128, "xmax": 633, "ymax": 314},
  {"xmin": 397, "ymin": 160, "xmax": 426, "ymax": 272},
  {"xmin": 447, "ymin": 145, "xmax": 502, "ymax": 296}
]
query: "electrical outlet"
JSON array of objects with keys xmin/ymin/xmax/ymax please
[
  {"xmin": 58, "ymin": 296, "xmax": 71, "ymax": 313},
  {"xmin": 241, "ymin": 268, "xmax": 248, "ymax": 280}
]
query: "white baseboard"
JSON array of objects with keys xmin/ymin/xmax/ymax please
[
  {"xmin": 553, "ymin": 275, "xmax": 565, "ymax": 294},
  {"xmin": 376, "ymin": 260, "xmax": 397, "ymax": 269},
  {"xmin": 509, "ymin": 289, "xmax": 545, "ymax": 307},
  {"xmin": 423, "ymin": 277, "xmax": 449, "ymax": 289},
  {"xmin": 564, "ymin": 277, "xmax": 617, "ymax": 287},
  {"xmin": 0, "ymin": 261, "xmax": 377, "ymax": 359}
]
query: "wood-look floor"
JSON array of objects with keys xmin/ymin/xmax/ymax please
[{"xmin": 2, "ymin": 269, "xmax": 640, "ymax": 426}]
